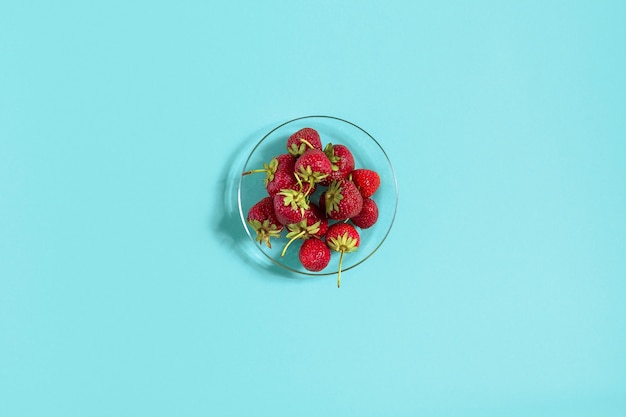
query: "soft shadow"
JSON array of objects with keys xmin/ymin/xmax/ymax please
[{"xmin": 211, "ymin": 124, "xmax": 297, "ymax": 280}]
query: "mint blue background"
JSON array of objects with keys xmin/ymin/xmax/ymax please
[{"xmin": 2, "ymin": 1, "xmax": 625, "ymax": 416}]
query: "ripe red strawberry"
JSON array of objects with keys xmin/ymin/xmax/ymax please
[
  {"xmin": 299, "ymin": 238, "xmax": 331, "ymax": 272},
  {"xmin": 321, "ymin": 143, "xmax": 355, "ymax": 185},
  {"xmin": 273, "ymin": 188, "xmax": 310, "ymax": 225},
  {"xmin": 295, "ymin": 148, "xmax": 332, "ymax": 189},
  {"xmin": 325, "ymin": 223, "xmax": 360, "ymax": 287},
  {"xmin": 350, "ymin": 169, "xmax": 380, "ymax": 198},
  {"xmin": 286, "ymin": 127, "xmax": 322, "ymax": 156},
  {"xmin": 247, "ymin": 196, "xmax": 284, "ymax": 248},
  {"xmin": 350, "ymin": 197, "xmax": 378, "ymax": 229},
  {"xmin": 280, "ymin": 203, "xmax": 329, "ymax": 257},
  {"xmin": 266, "ymin": 168, "xmax": 298, "ymax": 196},
  {"xmin": 323, "ymin": 179, "xmax": 363, "ymax": 220},
  {"xmin": 242, "ymin": 154, "xmax": 297, "ymax": 196}
]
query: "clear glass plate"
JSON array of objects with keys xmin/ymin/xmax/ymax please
[{"xmin": 238, "ymin": 115, "xmax": 398, "ymax": 277}]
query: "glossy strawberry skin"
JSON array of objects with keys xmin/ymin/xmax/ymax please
[
  {"xmin": 286, "ymin": 127, "xmax": 322, "ymax": 156},
  {"xmin": 323, "ymin": 179, "xmax": 363, "ymax": 221},
  {"xmin": 350, "ymin": 197, "xmax": 378, "ymax": 229},
  {"xmin": 267, "ymin": 168, "xmax": 297, "ymax": 196},
  {"xmin": 299, "ymin": 238, "xmax": 331, "ymax": 272},
  {"xmin": 321, "ymin": 144, "xmax": 355, "ymax": 186},
  {"xmin": 275, "ymin": 153, "xmax": 296, "ymax": 165},
  {"xmin": 350, "ymin": 169, "xmax": 380, "ymax": 198},
  {"xmin": 248, "ymin": 196, "xmax": 274, "ymax": 219}
]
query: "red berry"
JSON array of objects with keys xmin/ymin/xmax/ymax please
[
  {"xmin": 266, "ymin": 168, "xmax": 298, "ymax": 196},
  {"xmin": 323, "ymin": 179, "xmax": 363, "ymax": 220},
  {"xmin": 350, "ymin": 169, "xmax": 380, "ymax": 198},
  {"xmin": 286, "ymin": 127, "xmax": 322, "ymax": 156},
  {"xmin": 321, "ymin": 143, "xmax": 355, "ymax": 185},
  {"xmin": 350, "ymin": 198, "xmax": 378, "ymax": 229},
  {"xmin": 273, "ymin": 188, "xmax": 309, "ymax": 225},
  {"xmin": 242, "ymin": 154, "xmax": 297, "ymax": 197},
  {"xmin": 246, "ymin": 196, "xmax": 284, "ymax": 248},
  {"xmin": 326, "ymin": 223, "xmax": 360, "ymax": 252},
  {"xmin": 295, "ymin": 148, "xmax": 332, "ymax": 188},
  {"xmin": 299, "ymin": 238, "xmax": 331, "ymax": 272}
]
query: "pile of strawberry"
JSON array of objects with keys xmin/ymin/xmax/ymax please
[{"xmin": 243, "ymin": 127, "xmax": 380, "ymax": 287}]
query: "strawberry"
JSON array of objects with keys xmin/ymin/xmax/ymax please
[
  {"xmin": 246, "ymin": 196, "xmax": 284, "ymax": 248},
  {"xmin": 294, "ymin": 148, "xmax": 332, "ymax": 190},
  {"xmin": 299, "ymin": 238, "xmax": 331, "ymax": 272},
  {"xmin": 242, "ymin": 154, "xmax": 297, "ymax": 196},
  {"xmin": 350, "ymin": 169, "xmax": 380, "ymax": 198},
  {"xmin": 323, "ymin": 179, "xmax": 363, "ymax": 221},
  {"xmin": 273, "ymin": 188, "xmax": 310, "ymax": 225},
  {"xmin": 321, "ymin": 143, "xmax": 355, "ymax": 185},
  {"xmin": 266, "ymin": 168, "xmax": 299, "ymax": 196},
  {"xmin": 280, "ymin": 203, "xmax": 329, "ymax": 257},
  {"xmin": 350, "ymin": 197, "xmax": 378, "ymax": 229},
  {"xmin": 286, "ymin": 127, "xmax": 322, "ymax": 156},
  {"xmin": 325, "ymin": 223, "xmax": 360, "ymax": 287}
]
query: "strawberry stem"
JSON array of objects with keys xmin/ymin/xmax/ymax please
[
  {"xmin": 300, "ymin": 138, "xmax": 314, "ymax": 149},
  {"xmin": 295, "ymin": 173, "xmax": 303, "ymax": 191},
  {"xmin": 242, "ymin": 169, "xmax": 265, "ymax": 176},
  {"xmin": 281, "ymin": 230, "xmax": 306, "ymax": 257},
  {"xmin": 337, "ymin": 251, "xmax": 344, "ymax": 288}
]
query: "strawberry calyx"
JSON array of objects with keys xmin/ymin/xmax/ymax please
[
  {"xmin": 326, "ymin": 231, "xmax": 359, "ymax": 254},
  {"xmin": 288, "ymin": 143, "xmax": 306, "ymax": 156},
  {"xmin": 278, "ymin": 188, "xmax": 309, "ymax": 216},
  {"xmin": 287, "ymin": 138, "xmax": 315, "ymax": 157},
  {"xmin": 297, "ymin": 165, "xmax": 329, "ymax": 186},
  {"xmin": 242, "ymin": 158, "xmax": 279, "ymax": 185},
  {"xmin": 287, "ymin": 219, "xmax": 322, "ymax": 238},
  {"xmin": 247, "ymin": 219, "xmax": 283, "ymax": 248},
  {"xmin": 324, "ymin": 180, "xmax": 344, "ymax": 216},
  {"xmin": 280, "ymin": 219, "xmax": 323, "ymax": 257},
  {"xmin": 263, "ymin": 158, "xmax": 279, "ymax": 183},
  {"xmin": 323, "ymin": 143, "xmax": 341, "ymax": 172}
]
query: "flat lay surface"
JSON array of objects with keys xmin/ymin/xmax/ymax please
[{"xmin": 1, "ymin": 1, "xmax": 625, "ymax": 416}]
